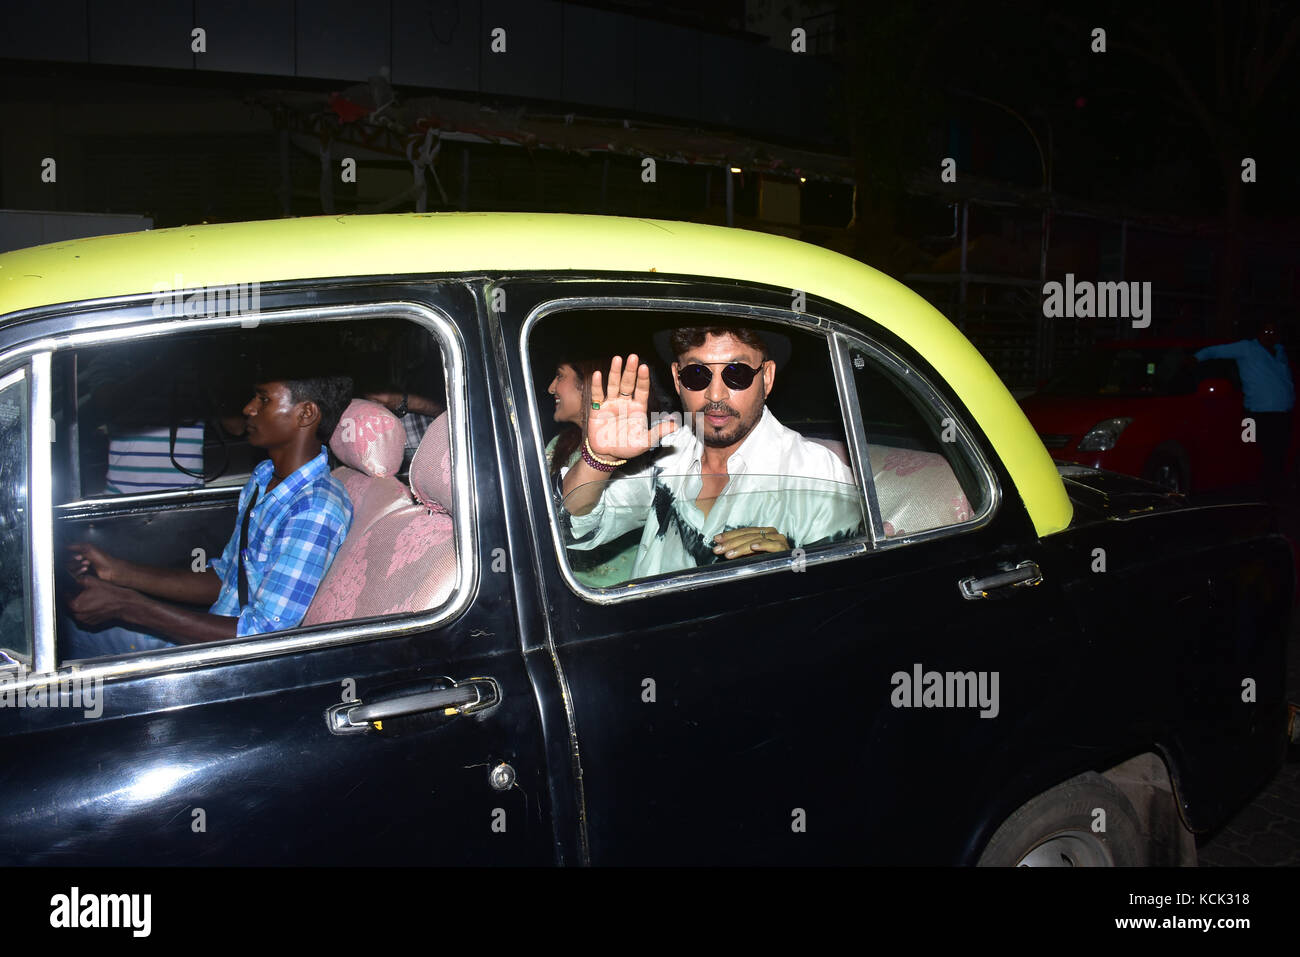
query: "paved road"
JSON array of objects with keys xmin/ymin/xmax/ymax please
[{"xmin": 1196, "ymin": 493, "xmax": 1300, "ymax": 867}]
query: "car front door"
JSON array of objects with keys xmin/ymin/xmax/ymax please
[{"xmin": 0, "ymin": 281, "xmax": 560, "ymax": 865}]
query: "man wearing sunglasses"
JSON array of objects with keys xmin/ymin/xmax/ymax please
[{"xmin": 560, "ymin": 325, "xmax": 863, "ymax": 582}]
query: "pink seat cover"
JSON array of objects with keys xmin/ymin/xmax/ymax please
[
  {"xmin": 302, "ymin": 504, "xmax": 455, "ymax": 623},
  {"xmin": 303, "ymin": 407, "xmax": 457, "ymax": 626},
  {"xmin": 331, "ymin": 398, "xmax": 404, "ymax": 478},
  {"xmin": 804, "ymin": 436, "xmax": 971, "ymax": 536},
  {"xmin": 333, "ymin": 467, "xmax": 410, "ymax": 536},
  {"xmin": 409, "ymin": 412, "xmax": 453, "ymax": 513},
  {"xmin": 867, "ymin": 444, "xmax": 973, "ymax": 537}
]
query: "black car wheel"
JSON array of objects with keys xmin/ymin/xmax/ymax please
[
  {"xmin": 1143, "ymin": 443, "xmax": 1190, "ymax": 494},
  {"xmin": 977, "ymin": 772, "xmax": 1147, "ymax": 867}
]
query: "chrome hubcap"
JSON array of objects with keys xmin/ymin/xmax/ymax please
[{"xmin": 1016, "ymin": 831, "xmax": 1113, "ymax": 867}]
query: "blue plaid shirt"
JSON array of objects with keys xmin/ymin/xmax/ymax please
[{"xmin": 209, "ymin": 448, "xmax": 352, "ymax": 636}]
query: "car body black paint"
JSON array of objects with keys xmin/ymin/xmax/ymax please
[{"xmin": 0, "ymin": 273, "xmax": 1290, "ymax": 865}]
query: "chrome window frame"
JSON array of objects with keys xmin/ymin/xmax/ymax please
[
  {"xmin": 1, "ymin": 298, "xmax": 477, "ymax": 688},
  {"xmin": 0, "ymin": 364, "xmax": 47, "ymax": 672},
  {"xmin": 833, "ymin": 330, "xmax": 1000, "ymax": 547},
  {"xmin": 520, "ymin": 296, "xmax": 873, "ymax": 605},
  {"xmin": 29, "ymin": 353, "xmax": 56, "ymax": 673}
]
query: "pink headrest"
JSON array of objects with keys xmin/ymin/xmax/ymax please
[
  {"xmin": 409, "ymin": 412, "xmax": 452, "ymax": 513},
  {"xmin": 330, "ymin": 399, "xmax": 404, "ymax": 478}
]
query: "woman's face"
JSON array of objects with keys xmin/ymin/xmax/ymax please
[{"xmin": 548, "ymin": 363, "xmax": 585, "ymax": 424}]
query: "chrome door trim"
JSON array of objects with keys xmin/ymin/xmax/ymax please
[{"xmin": 55, "ymin": 483, "xmax": 243, "ymax": 518}]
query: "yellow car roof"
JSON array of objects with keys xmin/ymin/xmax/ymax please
[{"xmin": 0, "ymin": 211, "xmax": 1069, "ymax": 535}]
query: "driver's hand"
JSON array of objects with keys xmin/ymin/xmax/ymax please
[
  {"xmin": 66, "ymin": 543, "xmax": 120, "ymax": 583},
  {"xmin": 712, "ymin": 527, "xmax": 791, "ymax": 559},
  {"xmin": 68, "ymin": 575, "xmax": 133, "ymax": 626}
]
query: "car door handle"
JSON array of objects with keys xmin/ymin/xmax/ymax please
[
  {"xmin": 325, "ymin": 677, "xmax": 500, "ymax": 734},
  {"xmin": 958, "ymin": 561, "xmax": 1043, "ymax": 600}
]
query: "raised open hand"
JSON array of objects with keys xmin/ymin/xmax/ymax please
[{"xmin": 586, "ymin": 354, "xmax": 677, "ymax": 461}]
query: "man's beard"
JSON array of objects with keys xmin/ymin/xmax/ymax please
[{"xmin": 695, "ymin": 400, "xmax": 761, "ymax": 448}]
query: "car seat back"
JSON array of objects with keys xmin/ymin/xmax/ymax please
[
  {"xmin": 866, "ymin": 444, "xmax": 972, "ymax": 536},
  {"xmin": 303, "ymin": 409, "xmax": 456, "ymax": 624}
]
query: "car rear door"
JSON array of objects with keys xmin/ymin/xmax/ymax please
[
  {"xmin": 0, "ymin": 281, "xmax": 561, "ymax": 865},
  {"xmin": 496, "ymin": 277, "xmax": 1089, "ymax": 864}
]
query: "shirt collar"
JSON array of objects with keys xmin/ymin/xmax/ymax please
[
  {"xmin": 727, "ymin": 407, "xmax": 777, "ymax": 472},
  {"xmin": 678, "ymin": 406, "xmax": 775, "ymax": 474},
  {"xmin": 252, "ymin": 446, "xmax": 330, "ymax": 505}
]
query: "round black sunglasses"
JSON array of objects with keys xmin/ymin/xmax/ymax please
[{"xmin": 676, "ymin": 361, "xmax": 765, "ymax": 392}]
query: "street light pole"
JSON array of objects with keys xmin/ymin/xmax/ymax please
[
  {"xmin": 954, "ymin": 90, "xmax": 1049, "ymax": 194},
  {"xmin": 952, "ymin": 90, "xmax": 1056, "ymax": 382},
  {"xmin": 952, "ymin": 90, "xmax": 1053, "ymax": 282}
]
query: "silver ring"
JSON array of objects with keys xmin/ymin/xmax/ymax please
[{"xmin": 620, "ymin": 392, "xmax": 632, "ymax": 397}]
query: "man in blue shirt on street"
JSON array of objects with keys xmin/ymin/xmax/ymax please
[
  {"xmin": 64, "ymin": 374, "xmax": 354, "ymax": 656},
  {"xmin": 1195, "ymin": 320, "xmax": 1295, "ymax": 498}
]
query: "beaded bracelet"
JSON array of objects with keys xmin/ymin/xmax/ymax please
[
  {"xmin": 581, "ymin": 446, "xmax": 617, "ymax": 472},
  {"xmin": 583, "ymin": 438, "xmax": 627, "ymax": 472}
]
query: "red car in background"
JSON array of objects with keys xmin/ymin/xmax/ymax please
[{"xmin": 1020, "ymin": 338, "xmax": 1296, "ymax": 495}]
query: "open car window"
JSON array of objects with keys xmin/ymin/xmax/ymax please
[
  {"xmin": 527, "ymin": 302, "xmax": 998, "ymax": 602},
  {"xmin": 525, "ymin": 305, "xmax": 873, "ymax": 600},
  {"xmin": 47, "ymin": 308, "xmax": 464, "ymax": 666}
]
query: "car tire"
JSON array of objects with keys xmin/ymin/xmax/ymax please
[
  {"xmin": 976, "ymin": 772, "xmax": 1148, "ymax": 867},
  {"xmin": 1142, "ymin": 443, "xmax": 1190, "ymax": 494}
]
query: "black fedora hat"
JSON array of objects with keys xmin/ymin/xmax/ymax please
[{"xmin": 652, "ymin": 323, "xmax": 791, "ymax": 370}]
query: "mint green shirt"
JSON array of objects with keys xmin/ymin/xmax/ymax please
[{"xmin": 546, "ymin": 434, "xmax": 641, "ymax": 588}]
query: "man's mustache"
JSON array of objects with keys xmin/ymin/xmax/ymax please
[{"xmin": 700, "ymin": 402, "xmax": 737, "ymax": 417}]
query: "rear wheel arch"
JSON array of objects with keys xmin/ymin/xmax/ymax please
[
  {"xmin": 975, "ymin": 752, "xmax": 1196, "ymax": 866},
  {"xmin": 1099, "ymin": 751, "xmax": 1198, "ymax": 866}
]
